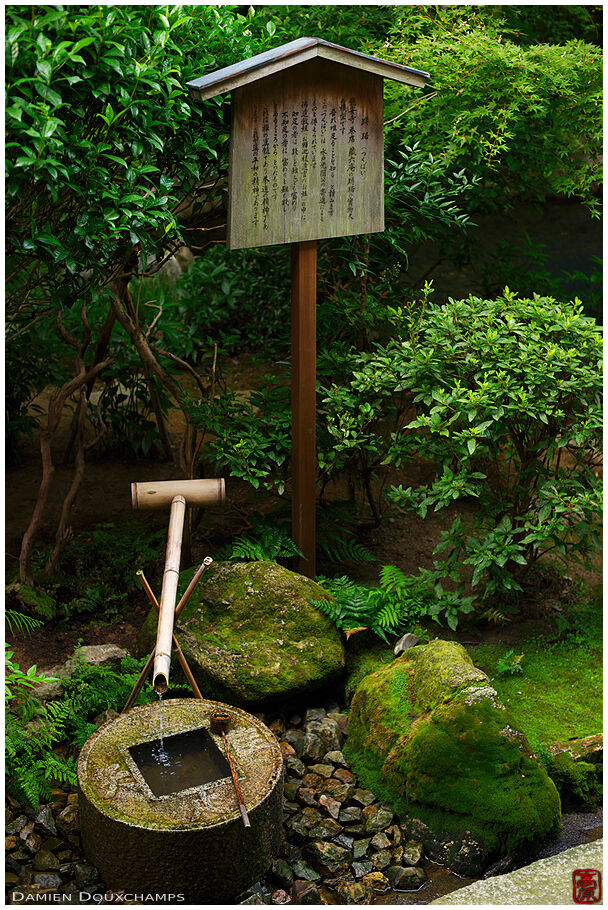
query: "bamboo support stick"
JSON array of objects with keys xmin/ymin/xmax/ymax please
[
  {"xmin": 153, "ymin": 495, "xmax": 186, "ymax": 694},
  {"xmin": 121, "ymin": 557, "xmax": 213, "ymax": 713},
  {"xmin": 137, "ymin": 571, "xmax": 203, "ymax": 700}
]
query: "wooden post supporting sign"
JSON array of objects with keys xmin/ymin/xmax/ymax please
[
  {"xmin": 291, "ymin": 240, "xmax": 317, "ymax": 576},
  {"xmin": 187, "ymin": 38, "xmax": 429, "ymax": 578}
]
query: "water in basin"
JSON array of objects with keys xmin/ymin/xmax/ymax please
[{"xmin": 129, "ymin": 726, "xmax": 230, "ymax": 797}]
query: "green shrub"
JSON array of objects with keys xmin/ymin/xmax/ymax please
[{"xmin": 324, "ymin": 291, "xmax": 601, "ymax": 622}]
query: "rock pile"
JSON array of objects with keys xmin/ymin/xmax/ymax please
[
  {"xmin": 5, "ymin": 790, "xmax": 103, "ymax": 903},
  {"xmin": 237, "ymin": 705, "xmax": 427, "ymax": 905}
]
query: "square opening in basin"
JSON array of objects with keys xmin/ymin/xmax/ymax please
[{"xmin": 128, "ymin": 726, "xmax": 231, "ymax": 798}]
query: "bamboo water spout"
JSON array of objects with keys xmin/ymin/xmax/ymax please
[{"xmin": 130, "ymin": 478, "xmax": 225, "ymax": 695}]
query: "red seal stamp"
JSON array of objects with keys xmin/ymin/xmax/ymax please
[{"xmin": 573, "ymin": 869, "xmax": 601, "ymax": 904}]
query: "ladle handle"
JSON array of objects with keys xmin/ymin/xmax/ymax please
[{"xmin": 222, "ymin": 732, "xmax": 251, "ymax": 828}]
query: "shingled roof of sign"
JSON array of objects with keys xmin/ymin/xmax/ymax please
[{"xmin": 187, "ymin": 36, "xmax": 430, "ymax": 102}]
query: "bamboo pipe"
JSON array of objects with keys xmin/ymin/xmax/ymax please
[
  {"xmin": 153, "ymin": 494, "xmax": 186, "ymax": 694},
  {"xmin": 121, "ymin": 558, "xmax": 213, "ymax": 713},
  {"xmin": 137, "ymin": 571, "xmax": 203, "ymax": 700},
  {"xmin": 132, "ymin": 478, "xmax": 225, "ymax": 511}
]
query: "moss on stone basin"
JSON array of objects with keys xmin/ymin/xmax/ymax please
[
  {"xmin": 139, "ymin": 561, "xmax": 345, "ymax": 707},
  {"xmin": 345, "ymin": 640, "xmax": 561, "ymax": 876}
]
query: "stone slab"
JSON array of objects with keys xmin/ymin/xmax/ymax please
[{"xmin": 432, "ymin": 839, "xmax": 603, "ymax": 904}]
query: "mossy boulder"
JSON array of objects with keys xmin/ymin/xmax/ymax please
[
  {"xmin": 139, "ymin": 561, "xmax": 345, "ymax": 708},
  {"xmin": 345, "ymin": 639, "xmax": 561, "ymax": 876},
  {"xmin": 547, "ymin": 736, "xmax": 603, "ymax": 811}
]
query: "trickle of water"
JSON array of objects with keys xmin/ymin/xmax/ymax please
[{"xmin": 152, "ymin": 693, "xmax": 170, "ymax": 766}]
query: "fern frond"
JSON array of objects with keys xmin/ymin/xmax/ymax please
[
  {"xmin": 379, "ymin": 564, "xmax": 408, "ymax": 592},
  {"xmin": 5, "ymin": 610, "xmax": 43, "ymax": 635}
]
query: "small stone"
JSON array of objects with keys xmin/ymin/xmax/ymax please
[
  {"xmin": 5, "ymin": 835, "xmax": 18, "ymax": 851},
  {"xmin": 304, "ymin": 841, "xmax": 351, "ymax": 875},
  {"xmin": 34, "ymin": 805, "xmax": 57, "ymax": 837},
  {"xmin": 269, "ymin": 718, "xmax": 286, "ymax": 737},
  {"xmin": 240, "ymin": 895, "xmax": 265, "ymax": 904},
  {"xmin": 41, "ymin": 837, "xmax": 63, "ymax": 852},
  {"xmin": 339, "ymin": 806, "xmax": 362, "ymax": 826},
  {"xmin": 392, "ymin": 846, "xmax": 404, "ymax": 864},
  {"xmin": 280, "ymin": 741, "xmax": 297, "ymax": 760},
  {"xmin": 6, "ymin": 794, "xmax": 20, "ymax": 810},
  {"xmin": 352, "ymin": 839, "xmax": 371, "ymax": 860},
  {"xmin": 327, "ymin": 713, "xmax": 349, "ymax": 737},
  {"xmin": 402, "ymin": 840, "xmax": 423, "ymax": 866},
  {"xmin": 25, "ymin": 832, "xmax": 43, "ymax": 854},
  {"xmin": 393, "ymin": 632, "xmax": 420, "ymax": 656},
  {"xmin": 271, "ymin": 889, "xmax": 291, "ymax": 905},
  {"xmin": 283, "ymin": 779, "xmax": 301, "ymax": 802},
  {"xmin": 74, "ymin": 862, "xmax": 100, "ymax": 886},
  {"xmin": 59, "ymin": 863, "xmax": 74, "ymax": 876},
  {"xmin": 33, "ymin": 849, "xmax": 60, "ymax": 871},
  {"xmin": 352, "ymin": 789, "xmax": 376, "ymax": 807},
  {"xmin": 19, "ymin": 820, "xmax": 35, "ymax": 841},
  {"xmin": 362, "ymin": 871, "xmax": 390, "ymax": 893},
  {"xmin": 283, "ymin": 801, "xmax": 299, "ymax": 816},
  {"xmin": 334, "ymin": 833, "xmax": 355, "ymax": 850},
  {"xmin": 281, "ymin": 843, "xmax": 302, "ymax": 863},
  {"xmin": 283, "ymin": 730, "xmax": 306, "ymax": 758},
  {"xmin": 304, "ymin": 708, "xmax": 326, "ymax": 724},
  {"xmin": 371, "ymin": 833, "xmax": 391, "ymax": 851},
  {"xmin": 33, "ymin": 872, "xmax": 63, "ymax": 889},
  {"xmin": 386, "ymin": 825, "xmax": 402, "ymax": 846},
  {"xmin": 272, "ymin": 859, "xmax": 294, "ymax": 889},
  {"xmin": 371, "ymin": 849, "xmax": 392, "ymax": 870},
  {"xmin": 293, "ymin": 860, "xmax": 321, "ymax": 882},
  {"xmin": 305, "ymin": 718, "xmax": 341, "ymax": 754},
  {"xmin": 321, "ymin": 778, "xmax": 354, "ymax": 803},
  {"xmin": 66, "ymin": 793, "xmax": 78, "ymax": 807},
  {"xmin": 387, "ymin": 865, "xmax": 426, "ymax": 890},
  {"xmin": 285, "ymin": 755, "xmax": 306, "ymax": 778},
  {"xmin": 291, "ymin": 880, "xmax": 321, "ymax": 904},
  {"xmin": 301, "ymin": 772, "xmax": 324, "ymax": 789},
  {"xmin": 334, "ymin": 880, "xmax": 374, "ymax": 904},
  {"xmin": 309, "ymin": 764, "xmax": 333, "ymax": 779},
  {"xmin": 309, "ymin": 817, "xmax": 342, "ymax": 839},
  {"xmin": 318, "ymin": 794, "xmax": 341, "ymax": 819},
  {"xmin": 324, "ymin": 750, "xmax": 349, "ymax": 767},
  {"xmin": 5, "ymin": 873, "xmax": 19, "ymax": 886},
  {"xmin": 301, "ymin": 733, "xmax": 325, "ymax": 762},
  {"xmin": 333, "ymin": 768, "xmax": 357, "ymax": 786},
  {"xmin": 56, "ymin": 804, "xmax": 79, "ymax": 836},
  {"xmin": 352, "ymin": 861, "xmax": 373, "ymax": 878},
  {"xmin": 298, "ymin": 788, "xmax": 318, "ymax": 808},
  {"xmin": 289, "ymin": 714, "xmax": 302, "ymax": 727},
  {"xmin": 361, "ymin": 804, "xmax": 393, "ymax": 834}
]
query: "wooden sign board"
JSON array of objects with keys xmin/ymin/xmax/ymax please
[{"xmin": 227, "ymin": 59, "xmax": 383, "ymax": 250}]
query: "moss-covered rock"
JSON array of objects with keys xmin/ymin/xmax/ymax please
[
  {"xmin": 6, "ymin": 581, "xmax": 56, "ymax": 620},
  {"xmin": 139, "ymin": 561, "xmax": 345, "ymax": 707},
  {"xmin": 548, "ymin": 751, "xmax": 602, "ymax": 812},
  {"xmin": 345, "ymin": 639, "xmax": 561, "ymax": 876}
]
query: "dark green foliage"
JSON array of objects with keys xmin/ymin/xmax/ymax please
[
  {"xmin": 5, "ymin": 650, "xmax": 76, "ymax": 808},
  {"xmin": 314, "ymin": 566, "xmax": 431, "ymax": 642},
  {"xmin": 223, "ymin": 519, "xmax": 303, "ymax": 563},
  {"xmin": 22, "ymin": 518, "xmax": 164, "ymax": 620},
  {"xmin": 385, "ymin": 9, "xmax": 602, "ymax": 213},
  {"xmin": 60, "ymin": 656, "xmax": 153, "ymax": 748}
]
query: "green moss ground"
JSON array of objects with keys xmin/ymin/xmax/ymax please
[{"xmin": 469, "ymin": 596, "xmax": 602, "ymax": 751}]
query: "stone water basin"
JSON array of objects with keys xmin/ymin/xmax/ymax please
[{"xmin": 78, "ymin": 698, "xmax": 283, "ymax": 902}]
